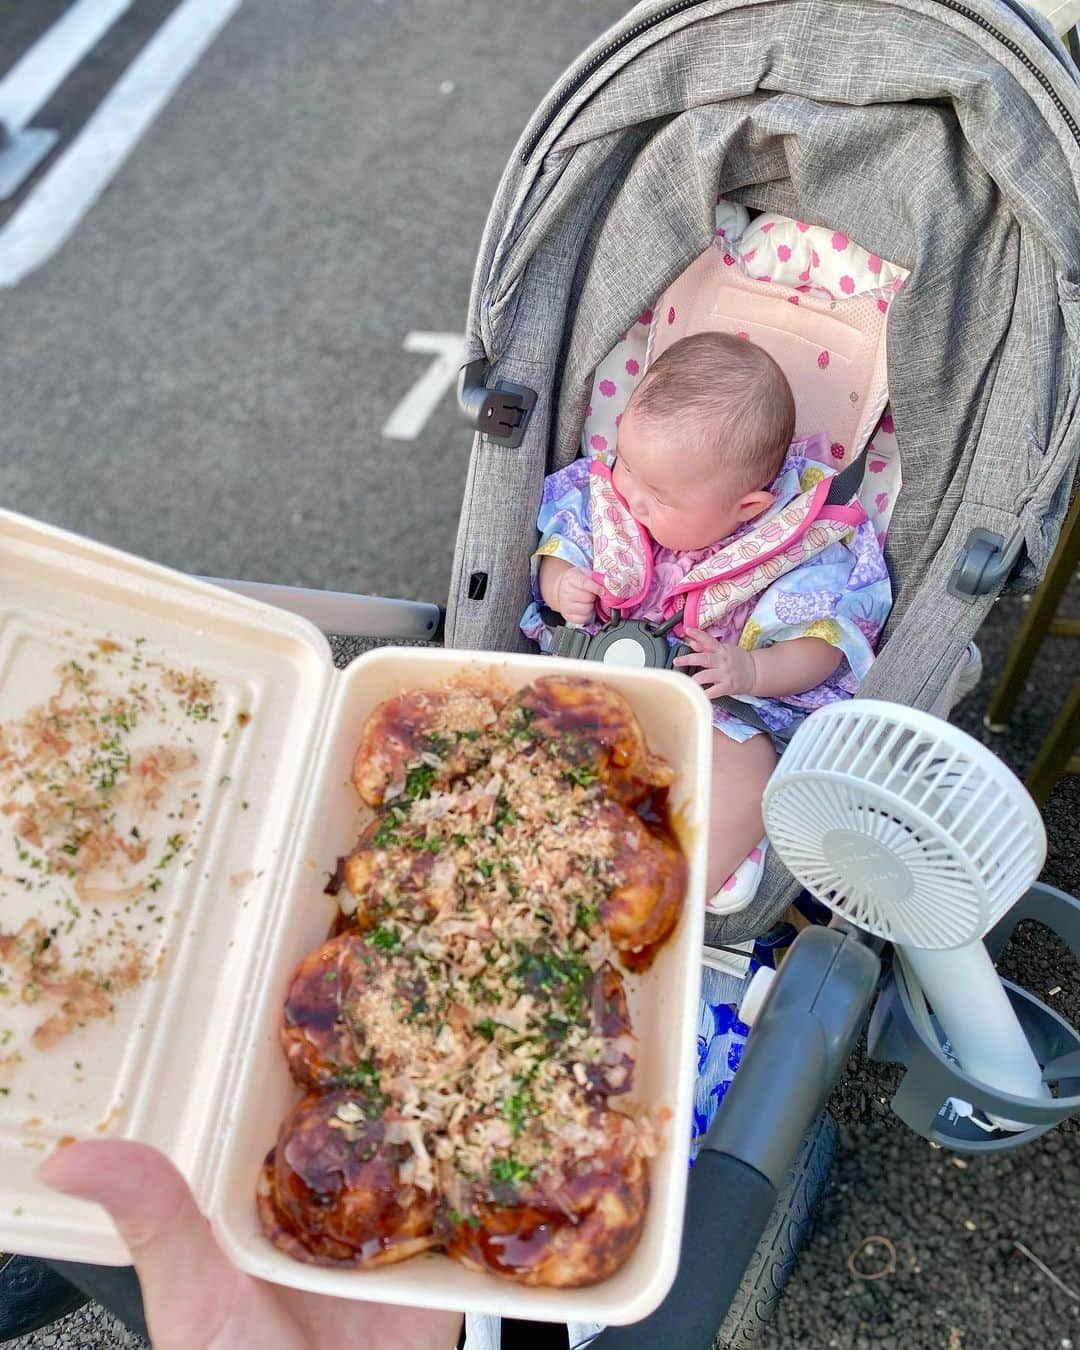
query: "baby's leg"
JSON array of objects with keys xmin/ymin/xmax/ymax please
[{"xmin": 706, "ymin": 729, "xmax": 777, "ymax": 897}]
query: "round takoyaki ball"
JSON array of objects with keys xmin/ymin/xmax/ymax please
[
  {"xmin": 280, "ymin": 934, "xmax": 437, "ymax": 1091},
  {"xmin": 445, "ymin": 1112, "xmax": 649, "ymax": 1287},
  {"xmin": 599, "ymin": 802, "xmax": 687, "ymax": 972},
  {"xmin": 342, "ymin": 816, "xmax": 457, "ymax": 930},
  {"xmin": 258, "ymin": 1090, "xmax": 439, "ymax": 1268},
  {"xmin": 351, "ymin": 686, "xmax": 500, "ymax": 808},
  {"xmin": 585, "ymin": 961, "xmax": 637, "ymax": 1097},
  {"xmin": 281, "ymin": 933, "xmax": 370, "ymax": 1089},
  {"xmin": 503, "ymin": 676, "xmax": 674, "ymax": 807}
]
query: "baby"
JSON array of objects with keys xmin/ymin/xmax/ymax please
[{"xmin": 522, "ymin": 331, "xmax": 892, "ymax": 903}]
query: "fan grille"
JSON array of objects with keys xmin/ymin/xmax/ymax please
[{"xmin": 763, "ymin": 702, "xmax": 1046, "ymax": 949}]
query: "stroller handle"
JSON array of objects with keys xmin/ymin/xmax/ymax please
[{"xmin": 594, "ymin": 921, "xmax": 881, "ymax": 1350}]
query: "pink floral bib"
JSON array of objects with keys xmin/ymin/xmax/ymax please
[{"xmin": 589, "ymin": 461, "xmax": 867, "ymax": 634}]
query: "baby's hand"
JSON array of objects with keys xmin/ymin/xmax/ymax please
[
  {"xmin": 673, "ymin": 628, "xmax": 756, "ymax": 699},
  {"xmin": 554, "ymin": 567, "xmax": 605, "ymax": 626}
]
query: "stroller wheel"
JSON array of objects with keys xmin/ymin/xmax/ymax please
[
  {"xmin": 713, "ymin": 1111, "xmax": 837, "ymax": 1349},
  {"xmin": 0, "ymin": 1255, "xmax": 87, "ymax": 1343}
]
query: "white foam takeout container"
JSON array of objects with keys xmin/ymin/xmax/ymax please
[{"xmin": 0, "ymin": 506, "xmax": 712, "ymax": 1325}]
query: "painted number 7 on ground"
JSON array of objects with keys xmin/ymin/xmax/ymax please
[{"xmin": 380, "ymin": 332, "xmax": 467, "ymax": 441}]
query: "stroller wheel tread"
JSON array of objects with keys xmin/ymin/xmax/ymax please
[
  {"xmin": 0, "ymin": 1255, "xmax": 88, "ymax": 1343},
  {"xmin": 713, "ymin": 1112, "xmax": 838, "ymax": 1349}
]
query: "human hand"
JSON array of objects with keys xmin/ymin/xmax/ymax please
[
  {"xmin": 39, "ymin": 1140, "xmax": 461, "ymax": 1350},
  {"xmin": 553, "ymin": 566, "xmax": 605, "ymax": 626},
  {"xmin": 673, "ymin": 628, "xmax": 756, "ymax": 699}
]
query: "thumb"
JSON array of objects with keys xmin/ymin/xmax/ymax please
[{"xmin": 40, "ymin": 1140, "xmax": 255, "ymax": 1349}]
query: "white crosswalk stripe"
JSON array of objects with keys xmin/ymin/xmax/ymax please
[{"xmin": 0, "ymin": 0, "xmax": 243, "ymax": 287}]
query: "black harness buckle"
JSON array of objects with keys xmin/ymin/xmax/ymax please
[{"xmin": 545, "ymin": 608, "xmax": 690, "ymax": 670}]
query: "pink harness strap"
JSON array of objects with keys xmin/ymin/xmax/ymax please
[
  {"xmin": 588, "ymin": 460, "xmax": 655, "ymax": 614},
  {"xmin": 588, "ymin": 457, "xmax": 868, "ymax": 633}
]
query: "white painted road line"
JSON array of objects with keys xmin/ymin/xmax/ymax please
[
  {"xmin": 381, "ymin": 332, "xmax": 468, "ymax": 440},
  {"xmin": 0, "ymin": 0, "xmax": 134, "ymax": 132},
  {"xmin": 0, "ymin": 0, "xmax": 244, "ymax": 289}
]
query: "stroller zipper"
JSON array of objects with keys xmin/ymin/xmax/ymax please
[
  {"xmin": 941, "ymin": 0, "xmax": 1079, "ymax": 143},
  {"xmin": 520, "ymin": 0, "xmax": 1079, "ymax": 165},
  {"xmin": 520, "ymin": 0, "xmax": 712, "ymax": 162}
]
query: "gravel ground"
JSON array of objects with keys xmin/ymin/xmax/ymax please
[{"xmin": 6, "ymin": 1304, "xmax": 145, "ymax": 1350}]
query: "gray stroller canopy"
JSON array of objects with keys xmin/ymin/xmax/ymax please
[{"xmin": 446, "ymin": 0, "xmax": 1080, "ymax": 939}]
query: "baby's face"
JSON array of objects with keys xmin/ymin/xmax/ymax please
[{"xmin": 612, "ymin": 405, "xmax": 762, "ymax": 551}]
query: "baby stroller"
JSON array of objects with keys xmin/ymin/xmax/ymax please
[
  {"xmin": 3, "ymin": 0, "xmax": 1079, "ymax": 1345},
  {"xmin": 241, "ymin": 1, "xmax": 1080, "ymax": 1342},
  {"xmin": 442, "ymin": 0, "xmax": 1080, "ymax": 1335}
]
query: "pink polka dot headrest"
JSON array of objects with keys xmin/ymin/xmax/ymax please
[
  {"xmin": 725, "ymin": 212, "xmax": 908, "ymax": 300},
  {"xmin": 647, "ymin": 205, "xmax": 910, "ymax": 469}
]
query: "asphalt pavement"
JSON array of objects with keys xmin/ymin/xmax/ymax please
[
  {"xmin": 1, "ymin": 2, "xmax": 1078, "ymax": 1348},
  {"xmin": 0, "ymin": 0, "xmax": 629, "ymax": 602}
]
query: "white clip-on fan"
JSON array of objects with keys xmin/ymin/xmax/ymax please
[{"xmin": 757, "ymin": 699, "xmax": 1051, "ymax": 1130}]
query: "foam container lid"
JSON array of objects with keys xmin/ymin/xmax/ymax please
[{"xmin": 0, "ymin": 507, "xmax": 712, "ymax": 1326}]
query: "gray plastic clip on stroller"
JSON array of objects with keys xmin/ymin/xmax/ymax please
[
  {"xmin": 868, "ymin": 882, "xmax": 1080, "ymax": 1152},
  {"xmin": 547, "ymin": 606, "xmax": 689, "ymax": 667}
]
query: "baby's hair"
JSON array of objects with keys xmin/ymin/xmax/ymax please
[{"xmin": 628, "ymin": 332, "xmax": 795, "ymax": 491}]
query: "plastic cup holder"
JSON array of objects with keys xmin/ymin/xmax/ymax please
[{"xmin": 867, "ymin": 882, "xmax": 1080, "ymax": 1153}]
